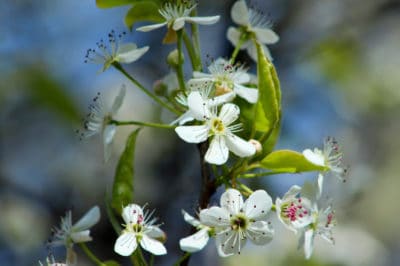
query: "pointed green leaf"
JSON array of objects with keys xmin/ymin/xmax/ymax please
[
  {"xmin": 125, "ymin": 1, "xmax": 163, "ymax": 30},
  {"xmin": 112, "ymin": 129, "xmax": 140, "ymax": 214},
  {"xmin": 96, "ymin": 0, "xmax": 134, "ymax": 8},
  {"xmin": 260, "ymin": 150, "xmax": 327, "ymax": 173}
]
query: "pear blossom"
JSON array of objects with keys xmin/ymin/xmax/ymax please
[
  {"xmin": 175, "ymin": 91, "xmax": 256, "ymax": 165},
  {"xmin": 137, "ymin": 3, "xmax": 220, "ymax": 33},
  {"xmin": 81, "ymin": 85, "xmax": 126, "ymax": 162},
  {"xmin": 85, "ymin": 30, "xmax": 149, "ymax": 72},
  {"xmin": 227, "ymin": 0, "xmax": 279, "ymax": 61},
  {"xmin": 179, "ymin": 210, "xmax": 213, "ymax": 253},
  {"xmin": 114, "ymin": 204, "xmax": 167, "ymax": 256},
  {"xmin": 50, "ymin": 206, "xmax": 100, "ymax": 265},
  {"xmin": 199, "ymin": 189, "xmax": 274, "ymax": 256},
  {"xmin": 302, "ymin": 136, "xmax": 349, "ymax": 183},
  {"xmin": 188, "ymin": 58, "xmax": 258, "ymax": 103},
  {"xmin": 39, "ymin": 256, "xmax": 67, "ymax": 266},
  {"xmin": 299, "ymin": 205, "xmax": 336, "ymax": 259}
]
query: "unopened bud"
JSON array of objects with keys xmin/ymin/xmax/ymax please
[
  {"xmin": 167, "ymin": 49, "xmax": 184, "ymax": 68},
  {"xmin": 153, "ymin": 80, "xmax": 168, "ymax": 96},
  {"xmin": 249, "ymin": 139, "xmax": 262, "ymax": 153}
]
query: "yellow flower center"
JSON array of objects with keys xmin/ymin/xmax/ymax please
[{"xmin": 211, "ymin": 118, "xmax": 225, "ymax": 134}]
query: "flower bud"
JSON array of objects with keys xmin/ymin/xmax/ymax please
[
  {"xmin": 249, "ymin": 139, "xmax": 262, "ymax": 153},
  {"xmin": 153, "ymin": 80, "xmax": 168, "ymax": 96},
  {"xmin": 167, "ymin": 49, "xmax": 184, "ymax": 68}
]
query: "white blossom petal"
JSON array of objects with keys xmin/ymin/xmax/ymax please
[
  {"xmin": 209, "ymin": 92, "xmax": 236, "ymax": 106},
  {"xmin": 70, "ymin": 230, "xmax": 92, "ymax": 243},
  {"xmin": 234, "ymin": 84, "xmax": 258, "ymax": 103},
  {"xmin": 217, "ymin": 230, "xmax": 246, "ymax": 256},
  {"xmin": 184, "ymin": 16, "xmax": 220, "ymax": 25},
  {"xmin": 103, "ymin": 124, "xmax": 116, "ymax": 162},
  {"xmin": 303, "ymin": 149, "xmax": 325, "ymax": 166},
  {"xmin": 233, "ymin": 71, "xmax": 250, "ymax": 84},
  {"xmin": 253, "ymin": 28, "xmax": 279, "ymax": 44},
  {"xmin": 243, "ymin": 190, "xmax": 272, "ymax": 220},
  {"xmin": 146, "ymin": 226, "xmax": 165, "ymax": 240},
  {"xmin": 171, "ymin": 110, "xmax": 195, "ymax": 126},
  {"xmin": 246, "ymin": 221, "xmax": 274, "ymax": 245},
  {"xmin": 282, "ymin": 185, "xmax": 301, "ymax": 199},
  {"xmin": 225, "ymin": 134, "xmax": 256, "ymax": 158},
  {"xmin": 205, "ymin": 136, "xmax": 229, "ymax": 165},
  {"xmin": 218, "ymin": 103, "xmax": 240, "ymax": 126},
  {"xmin": 179, "ymin": 228, "xmax": 209, "ymax": 253},
  {"xmin": 301, "ymin": 229, "xmax": 315, "ymax": 259},
  {"xmin": 111, "ymin": 86, "xmax": 126, "ymax": 115},
  {"xmin": 226, "ymin": 27, "xmax": 240, "ymax": 47},
  {"xmin": 114, "ymin": 232, "xmax": 137, "ymax": 256},
  {"xmin": 172, "ymin": 17, "xmax": 186, "ymax": 31},
  {"xmin": 192, "ymin": 72, "xmax": 214, "ymax": 79},
  {"xmin": 220, "ymin": 188, "xmax": 243, "ymax": 215},
  {"xmin": 231, "ymin": 0, "xmax": 249, "ymax": 26},
  {"xmin": 175, "ymin": 125, "xmax": 209, "ymax": 143},
  {"xmin": 187, "ymin": 91, "xmax": 211, "ymax": 120},
  {"xmin": 140, "ymin": 234, "xmax": 167, "ymax": 255},
  {"xmin": 72, "ymin": 206, "xmax": 100, "ymax": 231},
  {"xmin": 136, "ymin": 22, "xmax": 168, "ymax": 32},
  {"xmin": 116, "ymin": 45, "xmax": 149, "ymax": 64},
  {"xmin": 182, "ymin": 210, "xmax": 201, "ymax": 227},
  {"xmin": 199, "ymin": 206, "xmax": 230, "ymax": 227},
  {"xmin": 247, "ymin": 43, "xmax": 272, "ymax": 62},
  {"xmin": 122, "ymin": 204, "xmax": 143, "ymax": 224}
]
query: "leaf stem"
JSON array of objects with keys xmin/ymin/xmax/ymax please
[
  {"xmin": 79, "ymin": 243, "xmax": 103, "ymax": 266},
  {"xmin": 110, "ymin": 120, "xmax": 175, "ymax": 129},
  {"xmin": 113, "ymin": 63, "xmax": 179, "ymax": 115},
  {"xmin": 176, "ymin": 30, "xmax": 186, "ymax": 91},
  {"xmin": 230, "ymin": 32, "xmax": 247, "ymax": 64},
  {"xmin": 173, "ymin": 252, "xmax": 191, "ymax": 266},
  {"xmin": 239, "ymin": 170, "xmax": 292, "ymax": 179},
  {"xmin": 182, "ymin": 31, "xmax": 200, "ymax": 71},
  {"xmin": 190, "ymin": 9, "xmax": 203, "ymax": 71}
]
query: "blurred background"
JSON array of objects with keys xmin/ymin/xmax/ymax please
[{"xmin": 1, "ymin": 0, "xmax": 399, "ymax": 265}]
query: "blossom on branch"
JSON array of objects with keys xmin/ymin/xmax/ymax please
[
  {"xmin": 179, "ymin": 210, "xmax": 213, "ymax": 253},
  {"xmin": 114, "ymin": 204, "xmax": 167, "ymax": 256},
  {"xmin": 227, "ymin": 0, "xmax": 279, "ymax": 61},
  {"xmin": 175, "ymin": 91, "xmax": 256, "ymax": 165}
]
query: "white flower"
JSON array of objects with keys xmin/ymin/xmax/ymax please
[
  {"xmin": 39, "ymin": 256, "xmax": 67, "ymax": 266},
  {"xmin": 137, "ymin": 3, "xmax": 220, "ymax": 33},
  {"xmin": 188, "ymin": 58, "xmax": 258, "ymax": 103},
  {"xmin": 303, "ymin": 136, "xmax": 349, "ymax": 183},
  {"xmin": 175, "ymin": 91, "xmax": 256, "ymax": 165},
  {"xmin": 199, "ymin": 189, "xmax": 274, "ymax": 256},
  {"xmin": 227, "ymin": 0, "xmax": 279, "ymax": 61},
  {"xmin": 85, "ymin": 30, "xmax": 149, "ymax": 72},
  {"xmin": 179, "ymin": 210, "xmax": 213, "ymax": 253},
  {"xmin": 81, "ymin": 85, "xmax": 126, "ymax": 162},
  {"xmin": 50, "ymin": 206, "xmax": 100, "ymax": 265},
  {"xmin": 299, "ymin": 205, "xmax": 336, "ymax": 259},
  {"xmin": 114, "ymin": 204, "xmax": 167, "ymax": 256}
]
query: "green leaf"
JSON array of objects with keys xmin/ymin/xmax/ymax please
[
  {"xmin": 96, "ymin": 0, "xmax": 134, "ymax": 8},
  {"xmin": 112, "ymin": 129, "xmax": 141, "ymax": 214},
  {"xmin": 125, "ymin": 1, "xmax": 163, "ymax": 30},
  {"xmin": 260, "ymin": 150, "xmax": 327, "ymax": 173}
]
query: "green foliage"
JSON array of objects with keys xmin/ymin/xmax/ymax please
[
  {"xmin": 125, "ymin": 1, "xmax": 163, "ymax": 30},
  {"xmin": 260, "ymin": 150, "xmax": 327, "ymax": 173},
  {"xmin": 112, "ymin": 129, "xmax": 141, "ymax": 214},
  {"xmin": 102, "ymin": 260, "xmax": 121, "ymax": 266},
  {"xmin": 96, "ymin": 0, "xmax": 134, "ymax": 8}
]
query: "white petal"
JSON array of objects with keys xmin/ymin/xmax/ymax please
[
  {"xmin": 187, "ymin": 91, "xmax": 211, "ymax": 120},
  {"xmin": 175, "ymin": 125, "xmax": 209, "ymax": 143},
  {"xmin": 111, "ymin": 85, "xmax": 126, "ymax": 115},
  {"xmin": 114, "ymin": 232, "xmax": 137, "ymax": 256},
  {"xmin": 218, "ymin": 103, "xmax": 240, "ymax": 126},
  {"xmin": 136, "ymin": 22, "xmax": 167, "ymax": 32},
  {"xmin": 179, "ymin": 228, "xmax": 209, "ymax": 253},
  {"xmin": 247, "ymin": 43, "xmax": 273, "ymax": 62},
  {"xmin": 216, "ymin": 230, "xmax": 246, "ymax": 256},
  {"xmin": 253, "ymin": 28, "xmax": 279, "ymax": 44},
  {"xmin": 71, "ymin": 230, "xmax": 92, "ymax": 243},
  {"xmin": 171, "ymin": 110, "xmax": 195, "ymax": 126},
  {"xmin": 192, "ymin": 72, "xmax": 214, "ymax": 79},
  {"xmin": 116, "ymin": 45, "xmax": 149, "ymax": 64},
  {"xmin": 220, "ymin": 188, "xmax": 243, "ymax": 215},
  {"xmin": 243, "ymin": 190, "xmax": 272, "ymax": 220},
  {"xmin": 122, "ymin": 204, "xmax": 143, "ymax": 224},
  {"xmin": 103, "ymin": 124, "xmax": 116, "ymax": 162},
  {"xmin": 233, "ymin": 71, "xmax": 250, "ymax": 84},
  {"xmin": 302, "ymin": 229, "xmax": 315, "ymax": 259},
  {"xmin": 182, "ymin": 210, "xmax": 201, "ymax": 227},
  {"xmin": 208, "ymin": 92, "xmax": 236, "ymax": 106},
  {"xmin": 226, "ymin": 27, "xmax": 240, "ymax": 46},
  {"xmin": 73, "ymin": 206, "xmax": 100, "ymax": 231},
  {"xmin": 199, "ymin": 206, "xmax": 230, "ymax": 227},
  {"xmin": 185, "ymin": 16, "xmax": 220, "ymax": 25},
  {"xmin": 172, "ymin": 17, "xmax": 186, "ymax": 31},
  {"xmin": 205, "ymin": 136, "xmax": 229, "ymax": 165},
  {"xmin": 140, "ymin": 234, "xmax": 167, "ymax": 255},
  {"xmin": 231, "ymin": 0, "xmax": 249, "ymax": 26},
  {"xmin": 187, "ymin": 77, "xmax": 213, "ymax": 91},
  {"xmin": 146, "ymin": 226, "xmax": 165, "ymax": 240},
  {"xmin": 233, "ymin": 84, "xmax": 258, "ymax": 103},
  {"xmin": 282, "ymin": 185, "xmax": 301, "ymax": 200},
  {"xmin": 303, "ymin": 149, "xmax": 325, "ymax": 166},
  {"xmin": 246, "ymin": 221, "xmax": 274, "ymax": 245},
  {"xmin": 225, "ymin": 134, "xmax": 256, "ymax": 158}
]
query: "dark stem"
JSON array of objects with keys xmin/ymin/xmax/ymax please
[{"xmin": 180, "ymin": 141, "xmax": 217, "ymax": 266}]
